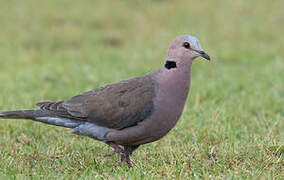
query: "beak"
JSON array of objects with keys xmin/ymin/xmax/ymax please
[{"xmin": 198, "ymin": 51, "xmax": 210, "ymax": 61}]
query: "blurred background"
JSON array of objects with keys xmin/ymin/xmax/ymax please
[{"xmin": 0, "ymin": 0, "xmax": 283, "ymax": 178}]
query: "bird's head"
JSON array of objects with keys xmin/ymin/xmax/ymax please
[{"xmin": 165, "ymin": 35, "xmax": 210, "ymax": 69}]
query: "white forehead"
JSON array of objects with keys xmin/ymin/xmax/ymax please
[{"xmin": 185, "ymin": 35, "xmax": 203, "ymax": 51}]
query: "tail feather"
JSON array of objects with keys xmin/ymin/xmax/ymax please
[
  {"xmin": 0, "ymin": 110, "xmax": 84, "ymax": 129},
  {"xmin": 0, "ymin": 110, "xmax": 37, "ymax": 119}
]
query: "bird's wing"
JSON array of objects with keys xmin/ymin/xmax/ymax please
[{"xmin": 36, "ymin": 76, "xmax": 156, "ymax": 130}]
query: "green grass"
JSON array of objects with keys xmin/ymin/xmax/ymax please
[{"xmin": 0, "ymin": 0, "xmax": 283, "ymax": 179}]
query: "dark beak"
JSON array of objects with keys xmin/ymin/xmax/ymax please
[{"xmin": 199, "ymin": 51, "xmax": 210, "ymax": 61}]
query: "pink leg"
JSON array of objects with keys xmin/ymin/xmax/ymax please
[{"xmin": 105, "ymin": 142, "xmax": 132, "ymax": 167}]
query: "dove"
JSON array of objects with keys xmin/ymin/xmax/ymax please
[{"xmin": 0, "ymin": 35, "xmax": 210, "ymax": 167}]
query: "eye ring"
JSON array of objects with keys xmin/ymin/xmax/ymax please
[{"xmin": 183, "ymin": 42, "xmax": 191, "ymax": 49}]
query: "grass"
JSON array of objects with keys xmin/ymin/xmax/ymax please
[{"xmin": 0, "ymin": 0, "xmax": 283, "ymax": 179}]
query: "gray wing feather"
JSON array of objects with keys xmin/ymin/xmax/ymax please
[{"xmin": 37, "ymin": 76, "xmax": 156, "ymax": 130}]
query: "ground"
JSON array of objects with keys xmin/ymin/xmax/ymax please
[{"xmin": 0, "ymin": 0, "xmax": 283, "ymax": 179}]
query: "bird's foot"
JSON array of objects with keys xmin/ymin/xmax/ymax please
[
  {"xmin": 104, "ymin": 143, "xmax": 124, "ymax": 157},
  {"xmin": 104, "ymin": 151, "xmax": 116, "ymax": 157},
  {"xmin": 120, "ymin": 153, "xmax": 132, "ymax": 167},
  {"xmin": 105, "ymin": 142, "xmax": 132, "ymax": 167}
]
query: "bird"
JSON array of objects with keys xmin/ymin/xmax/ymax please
[{"xmin": 0, "ymin": 35, "xmax": 210, "ymax": 167}]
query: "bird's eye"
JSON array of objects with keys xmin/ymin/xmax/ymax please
[{"xmin": 183, "ymin": 42, "xmax": 190, "ymax": 49}]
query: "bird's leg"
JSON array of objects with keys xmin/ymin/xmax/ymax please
[
  {"xmin": 105, "ymin": 142, "xmax": 124, "ymax": 157},
  {"xmin": 105, "ymin": 142, "xmax": 139, "ymax": 167},
  {"xmin": 105, "ymin": 142, "xmax": 132, "ymax": 167},
  {"xmin": 124, "ymin": 145, "xmax": 140, "ymax": 156},
  {"xmin": 122, "ymin": 145, "xmax": 140, "ymax": 167}
]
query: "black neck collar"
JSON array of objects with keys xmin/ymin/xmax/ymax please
[{"xmin": 164, "ymin": 60, "xmax": 177, "ymax": 69}]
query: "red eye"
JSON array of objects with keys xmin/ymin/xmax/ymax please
[{"xmin": 183, "ymin": 42, "xmax": 190, "ymax": 49}]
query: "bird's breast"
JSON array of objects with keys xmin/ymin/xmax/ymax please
[{"xmin": 141, "ymin": 78, "xmax": 191, "ymax": 140}]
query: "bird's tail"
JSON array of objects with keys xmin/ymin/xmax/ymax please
[
  {"xmin": 0, "ymin": 109, "xmax": 83, "ymax": 128},
  {"xmin": 0, "ymin": 110, "xmax": 38, "ymax": 120}
]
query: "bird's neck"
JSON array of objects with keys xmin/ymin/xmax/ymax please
[{"xmin": 153, "ymin": 61, "xmax": 192, "ymax": 104}]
